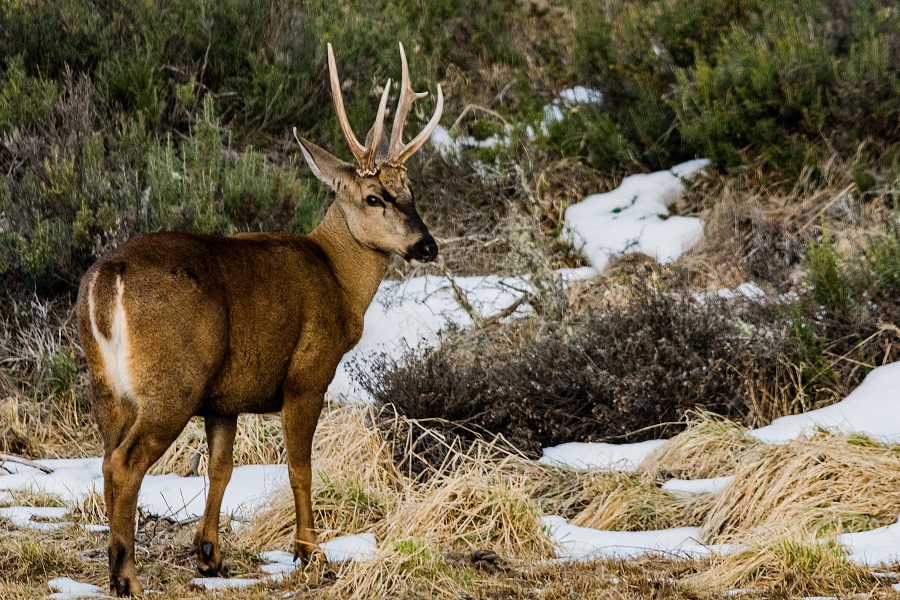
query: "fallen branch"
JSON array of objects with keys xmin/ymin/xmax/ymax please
[{"xmin": 0, "ymin": 453, "xmax": 53, "ymax": 474}]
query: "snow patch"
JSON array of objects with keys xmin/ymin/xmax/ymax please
[
  {"xmin": 0, "ymin": 506, "xmax": 68, "ymax": 530},
  {"xmin": 558, "ymin": 86, "xmax": 603, "ymax": 105},
  {"xmin": 542, "ymin": 515, "xmax": 712, "ymax": 560},
  {"xmin": 752, "ymin": 362, "xmax": 900, "ymax": 444},
  {"xmin": 563, "ymin": 159, "xmax": 710, "ymax": 271},
  {"xmin": 837, "ymin": 516, "xmax": 900, "ymax": 566},
  {"xmin": 662, "ymin": 476, "xmax": 733, "ymax": 497},
  {"xmin": 538, "ymin": 440, "xmax": 665, "ymax": 471},
  {"xmin": 190, "ymin": 576, "xmax": 266, "ymax": 590},
  {"xmin": 0, "ymin": 460, "xmax": 286, "ymax": 521},
  {"xmin": 327, "ymin": 273, "xmax": 544, "ymax": 401},
  {"xmin": 186, "ymin": 534, "xmax": 379, "ymax": 591},
  {"xmin": 47, "ymin": 577, "xmax": 103, "ymax": 599}
]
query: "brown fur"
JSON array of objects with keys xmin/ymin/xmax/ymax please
[{"xmin": 76, "ymin": 145, "xmax": 437, "ymax": 595}]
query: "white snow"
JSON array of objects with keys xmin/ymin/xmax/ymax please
[
  {"xmin": 321, "ymin": 533, "xmax": 379, "ymax": 562},
  {"xmin": 328, "ymin": 271, "xmax": 602, "ymax": 401},
  {"xmin": 661, "ymin": 476, "xmax": 733, "ymax": 496},
  {"xmin": 563, "ymin": 159, "xmax": 710, "ymax": 271},
  {"xmin": 538, "ymin": 440, "xmax": 665, "ymax": 471},
  {"xmin": 46, "ymin": 577, "xmax": 103, "ymax": 599},
  {"xmin": 186, "ymin": 534, "xmax": 379, "ymax": 591},
  {"xmin": 558, "ymin": 86, "xmax": 603, "ymax": 105},
  {"xmin": 429, "ymin": 125, "xmax": 505, "ymax": 158},
  {"xmin": 431, "ymin": 86, "xmax": 604, "ymax": 156},
  {"xmin": 837, "ymin": 517, "xmax": 900, "ymax": 566},
  {"xmin": 260, "ymin": 534, "xmax": 378, "ymax": 568},
  {"xmin": 0, "ymin": 460, "xmax": 286, "ymax": 521},
  {"xmin": 694, "ymin": 282, "xmax": 767, "ymax": 304},
  {"xmin": 0, "ymin": 506, "xmax": 68, "ymax": 530},
  {"xmin": 752, "ymin": 361, "xmax": 900, "ymax": 444},
  {"xmin": 542, "ymin": 516, "xmax": 712, "ymax": 560},
  {"xmin": 190, "ymin": 576, "xmax": 266, "ymax": 590}
]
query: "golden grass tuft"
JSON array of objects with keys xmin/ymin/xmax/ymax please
[
  {"xmin": 641, "ymin": 413, "xmax": 763, "ymax": 481},
  {"xmin": 702, "ymin": 431, "xmax": 900, "ymax": 543},
  {"xmin": 0, "ymin": 489, "xmax": 65, "ymax": 508},
  {"xmin": 0, "ymin": 396, "xmax": 42, "ymax": 458},
  {"xmin": 682, "ymin": 529, "xmax": 878, "ymax": 597},
  {"xmin": 324, "ymin": 538, "xmax": 474, "ymax": 600},
  {"xmin": 568, "ymin": 471, "xmax": 708, "ymax": 531},
  {"xmin": 241, "ymin": 405, "xmax": 553, "ymax": 562}
]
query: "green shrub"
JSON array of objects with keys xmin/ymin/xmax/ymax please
[
  {"xmin": 673, "ymin": 2, "xmax": 900, "ymax": 172},
  {"xmin": 802, "ymin": 229, "xmax": 863, "ymax": 313},
  {"xmin": 545, "ymin": 106, "xmax": 634, "ymax": 171},
  {"xmin": 868, "ymin": 230, "xmax": 900, "ymax": 299}
]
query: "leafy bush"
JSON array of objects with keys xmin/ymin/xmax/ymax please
[{"xmin": 673, "ymin": 4, "xmax": 900, "ymax": 172}]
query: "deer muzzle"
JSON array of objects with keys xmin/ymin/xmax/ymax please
[{"xmin": 407, "ymin": 235, "xmax": 438, "ymax": 262}]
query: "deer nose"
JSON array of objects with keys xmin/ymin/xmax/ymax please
[{"xmin": 409, "ymin": 235, "xmax": 438, "ymax": 262}]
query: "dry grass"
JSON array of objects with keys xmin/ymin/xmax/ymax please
[
  {"xmin": 242, "ymin": 405, "xmax": 554, "ymax": 568},
  {"xmin": 702, "ymin": 431, "xmax": 900, "ymax": 543},
  {"xmin": 678, "ymin": 162, "xmax": 891, "ymax": 291},
  {"xmin": 683, "ymin": 529, "xmax": 879, "ymax": 598},
  {"xmin": 5, "ymin": 403, "xmax": 900, "ymax": 598},
  {"xmin": 568, "ymin": 471, "xmax": 708, "ymax": 532},
  {"xmin": 641, "ymin": 413, "xmax": 763, "ymax": 481},
  {"xmin": 0, "ymin": 489, "xmax": 65, "ymax": 508},
  {"xmin": 150, "ymin": 413, "xmax": 286, "ymax": 476}
]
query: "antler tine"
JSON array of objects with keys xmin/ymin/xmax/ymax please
[
  {"xmin": 388, "ymin": 42, "xmax": 429, "ymax": 163},
  {"xmin": 392, "ymin": 83, "xmax": 443, "ymax": 166},
  {"xmin": 327, "ymin": 43, "xmax": 367, "ymax": 169},
  {"xmin": 363, "ymin": 79, "xmax": 392, "ymax": 174}
]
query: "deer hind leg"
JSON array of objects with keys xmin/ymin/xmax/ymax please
[
  {"xmin": 192, "ymin": 414, "xmax": 237, "ymax": 577},
  {"xmin": 282, "ymin": 391, "xmax": 326, "ymax": 564},
  {"xmin": 104, "ymin": 408, "xmax": 194, "ymax": 597},
  {"xmin": 94, "ymin": 381, "xmax": 138, "ymax": 539}
]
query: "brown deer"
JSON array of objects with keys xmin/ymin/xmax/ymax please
[{"xmin": 76, "ymin": 42, "xmax": 443, "ymax": 596}]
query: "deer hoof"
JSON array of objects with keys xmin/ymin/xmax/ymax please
[
  {"xmin": 195, "ymin": 541, "xmax": 227, "ymax": 577},
  {"xmin": 111, "ymin": 575, "xmax": 143, "ymax": 597},
  {"xmin": 293, "ymin": 540, "xmax": 325, "ymax": 566}
]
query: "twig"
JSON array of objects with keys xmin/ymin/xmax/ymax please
[
  {"xmin": 150, "ymin": 515, "xmax": 202, "ymax": 544},
  {"xmin": 481, "ymin": 295, "xmax": 530, "ymax": 328},
  {"xmin": 0, "ymin": 453, "xmax": 53, "ymax": 474},
  {"xmin": 449, "ymin": 104, "xmax": 511, "ymax": 132},
  {"xmin": 442, "ymin": 267, "xmax": 532, "ymax": 328},
  {"xmin": 442, "ymin": 267, "xmax": 485, "ymax": 327}
]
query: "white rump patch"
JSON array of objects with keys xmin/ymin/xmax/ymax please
[{"xmin": 88, "ymin": 273, "xmax": 135, "ymax": 399}]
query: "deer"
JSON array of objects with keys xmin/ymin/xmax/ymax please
[{"xmin": 75, "ymin": 42, "xmax": 443, "ymax": 596}]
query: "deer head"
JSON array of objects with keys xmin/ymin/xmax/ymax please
[{"xmin": 294, "ymin": 42, "xmax": 443, "ymax": 262}]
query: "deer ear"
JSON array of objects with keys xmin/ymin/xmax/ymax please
[{"xmin": 293, "ymin": 128, "xmax": 356, "ymax": 191}]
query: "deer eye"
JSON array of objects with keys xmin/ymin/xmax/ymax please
[{"xmin": 366, "ymin": 195, "xmax": 384, "ymax": 207}]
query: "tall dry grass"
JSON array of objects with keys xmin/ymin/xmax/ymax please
[
  {"xmin": 701, "ymin": 431, "xmax": 900, "ymax": 543},
  {"xmin": 640, "ymin": 413, "xmax": 763, "ymax": 481}
]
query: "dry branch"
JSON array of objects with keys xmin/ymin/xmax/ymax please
[{"xmin": 0, "ymin": 453, "xmax": 53, "ymax": 474}]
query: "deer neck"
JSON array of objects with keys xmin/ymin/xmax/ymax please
[{"xmin": 308, "ymin": 203, "xmax": 388, "ymax": 317}]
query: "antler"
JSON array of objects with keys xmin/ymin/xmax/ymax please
[
  {"xmin": 327, "ymin": 43, "xmax": 391, "ymax": 176},
  {"xmin": 326, "ymin": 42, "xmax": 443, "ymax": 175},
  {"xmin": 387, "ymin": 42, "xmax": 444, "ymax": 167}
]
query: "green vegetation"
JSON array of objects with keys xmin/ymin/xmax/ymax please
[{"xmin": 0, "ymin": 0, "xmax": 896, "ymax": 294}]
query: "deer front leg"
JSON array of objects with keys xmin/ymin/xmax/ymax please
[
  {"xmin": 192, "ymin": 414, "xmax": 237, "ymax": 576},
  {"xmin": 282, "ymin": 392, "xmax": 325, "ymax": 564}
]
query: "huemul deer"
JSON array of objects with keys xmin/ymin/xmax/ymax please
[{"xmin": 76, "ymin": 43, "xmax": 443, "ymax": 596}]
